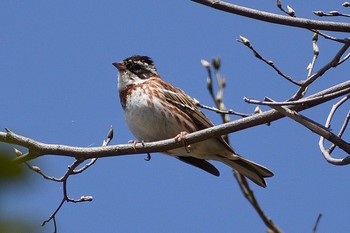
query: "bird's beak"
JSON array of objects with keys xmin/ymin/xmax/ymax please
[{"xmin": 112, "ymin": 62, "xmax": 126, "ymax": 71}]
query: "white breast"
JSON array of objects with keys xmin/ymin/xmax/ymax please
[{"xmin": 123, "ymin": 86, "xmax": 195, "ymax": 142}]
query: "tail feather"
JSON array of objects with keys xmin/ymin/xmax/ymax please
[{"xmin": 222, "ymin": 157, "xmax": 274, "ymax": 188}]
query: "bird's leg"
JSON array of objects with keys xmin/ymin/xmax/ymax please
[
  {"xmin": 128, "ymin": 139, "xmax": 141, "ymax": 151},
  {"xmin": 174, "ymin": 131, "xmax": 191, "ymax": 153},
  {"xmin": 128, "ymin": 140, "xmax": 151, "ymax": 160}
]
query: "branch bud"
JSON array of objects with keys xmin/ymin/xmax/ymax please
[
  {"xmin": 80, "ymin": 196, "xmax": 93, "ymax": 201},
  {"xmin": 276, "ymin": 0, "xmax": 282, "ymax": 8},
  {"xmin": 239, "ymin": 35, "xmax": 250, "ymax": 46},
  {"xmin": 212, "ymin": 57, "xmax": 221, "ymax": 70},
  {"xmin": 200, "ymin": 59, "xmax": 211, "ymax": 69},
  {"xmin": 221, "ymin": 77, "xmax": 226, "ymax": 88},
  {"xmin": 31, "ymin": 166, "xmax": 41, "ymax": 172},
  {"xmin": 313, "ymin": 11, "xmax": 324, "ymax": 16},
  {"xmin": 287, "ymin": 5, "xmax": 295, "ymax": 16},
  {"xmin": 14, "ymin": 148, "xmax": 23, "ymax": 157},
  {"xmin": 254, "ymin": 106, "xmax": 263, "ymax": 114},
  {"xmin": 343, "ymin": 2, "xmax": 350, "ymax": 7}
]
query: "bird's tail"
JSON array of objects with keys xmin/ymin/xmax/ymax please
[{"xmin": 221, "ymin": 156, "xmax": 274, "ymax": 188}]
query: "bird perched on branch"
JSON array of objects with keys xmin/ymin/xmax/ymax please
[{"xmin": 113, "ymin": 55, "xmax": 273, "ymax": 187}]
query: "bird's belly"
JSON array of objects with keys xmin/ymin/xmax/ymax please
[{"xmin": 124, "ymin": 91, "xmax": 196, "ymax": 142}]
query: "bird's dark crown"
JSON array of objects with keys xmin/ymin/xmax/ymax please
[
  {"xmin": 122, "ymin": 55, "xmax": 158, "ymax": 79},
  {"xmin": 124, "ymin": 55, "xmax": 154, "ymax": 66}
]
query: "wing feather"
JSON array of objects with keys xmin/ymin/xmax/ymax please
[{"xmin": 155, "ymin": 78, "xmax": 234, "ymax": 154}]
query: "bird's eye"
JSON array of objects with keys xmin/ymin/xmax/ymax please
[{"xmin": 130, "ymin": 64, "xmax": 142, "ymax": 73}]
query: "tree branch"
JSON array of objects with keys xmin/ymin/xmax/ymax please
[
  {"xmin": 202, "ymin": 59, "xmax": 282, "ymax": 232},
  {"xmin": 2, "ymin": 80, "xmax": 350, "ymax": 163},
  {"xmin": 191, "ymin": 0, "xmax": 350, "ymax": 32},
  {"xmin": 28, "ymin": 127, "xmax": 114, "ymax": 232},
  {"xmin": 237, "ymin": 35, "xmax": 301, "ymax": 86},
  {"xmin": 265, "ymin": 97, "xmax": 350, "ymax": 159},
  {"xmin": 319, "ymin": 95, "xmax": 350, "ymax": 165},
  {"xmin": 291, "ymin": 42, "xmax": 350, "ymax": 100}
]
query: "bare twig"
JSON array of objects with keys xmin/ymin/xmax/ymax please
[
  {"xmin": 24, "ymin": 163, "xmax": 61, "ymax": 182},
  {"xmin": 201, "ymin": 58, "xmax": 230, "ymax": 137},
  {"xmin": 319, "ymin": 95, "xmax": 350, "ymax": 164},
  {"xmin": 237, "ymin": 36, "xmax": 301, "ymax": 86},
  {"xmin": 73, "ymin": 127, "xmax": 113, "ymax": 174},
  {"xmin": 276, "ymin": 0, "xmax": 295, "ymax": 17},
  {"xmin": 264, "ymin": 97, "xmax": 350, "ymax": 162},
  {"xmin": 202, "ymin": 58, "xmax": 282, "ymax": 232},
  {"xmin": 202, "ymin": 57, "xmax": 231, "ymax": 124},
  {"xmin": 338, "ymin": 51, "xmax": 350, "ymax": 65},
  {"xmin": 234, "ymin": 171, "xmax": 282, "ymax": 233},
  {"xmin": 191, "ymin": 0, "xmax": 350, "ymax": 32},
  {"xmin": 312, "ymin": 30, "xmax": 350, "ymax": 43},
  {"xmin": 194, "ymin": 98, "xmax": 250, "ymax": 117},
  {"xmin": 28, "ymin": 128, "xmax": 114, "ymax": 232},
  {"xmin": 276, "ymin": 1, "xmax": 350, "ymax": 44},
  {"xmin": 313, "ymin": 10, "xmax": 350, "ymax": 18},
  {"xmin": 329, "ymin": 111, "xmax": 350, "ymax": 154},
  {"xmin": 312, "ymin": 213, "xmax": 323, "ymax": 233},
  {"xmin": 291, "ymin": 42, "xmax": 350, "ymax": 100},
  {"xmin": 307, "ymin": 33, "xmax": 319, "ymax": 78},
  {"xmin": 244, "ymin": 86, "xmax": 350, "ymax": 106}
]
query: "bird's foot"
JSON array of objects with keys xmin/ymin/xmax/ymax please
[{"xmin": 174, "ymin": 131, "xmax": 191, "ymax": 153}]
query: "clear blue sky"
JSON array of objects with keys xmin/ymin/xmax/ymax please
[{"xmin": 1, "ymin": 1, "xmax": 350, "ymax": 232}]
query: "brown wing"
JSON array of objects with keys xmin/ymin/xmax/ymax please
[
  {"xmin": 157, "ymin": 80, "xmax": 214, "ymax": 130},
  {"xmin": 155, "ymin": 78, "xmax": 235, "ymax": 154}
]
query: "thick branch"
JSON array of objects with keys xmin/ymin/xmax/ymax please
[
  {"xmin": 1, "ymin": 80, "xmax": 350, "ymax": 163},
  {"xmin": 192, "ymin": 0, "xmax": 350, "ymax": 32}
]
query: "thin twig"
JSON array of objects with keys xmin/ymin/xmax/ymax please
[
  {"xmin": 313, "ymin": 10, "xmax": 350, "ymax": 18},
  {"xmin": 36, "ymin": 128, "xmax": 113, "ymax": 232},
  {"xmin": 276, "ymin": 0, "xmax": 295, "ymax": 17},
  {"xmin": 244, "ymin": 86, "xmax": 350, "ymax": 106},
  {"xmin": 312, "ymin": 213, "xmax": 323, "ymax": 233},
  {"xmin": 234, "ymin": 171, "xmax": 282, "ymax": 233},
  {"xmin": 338, "ymin": 51, "xmax": 350, "ymax": 65},
  {"xmin": 24, "ymin": 163, "xmax": 61, "ymax": 182},
  {"xmin": 307, "ymin": 33, "xmax": 319, "ymax": 78},
  {"xmin": 237, "ymin": 36, "xmax": 301, "ymax": 86},
  {"xmin": 73, "ymin": 127, "xmax": 113, "ymax": 174},
  {"xmin": 203, "ymin": 58, "xmax": 282, "ymax": 232},
  {"xmin": 291, "ymin": 42, "xmax": 350, "ymax": 100},
  {"xmin": 320, "ymin": 95, "xmax": 350, "ymax": 162},
  {"xmin": 194, "ymin": 98, "xmax": 250, "ymax": 117},
  {"xmin": 312, "ymin": 29, "xmax": 350, "ymax": 43},
  {"xmin": 264, "ymin": 97, "xmax": 350, "ymax": 163},
  {"xmin": 202, "ymin": 58, "xmax": 230, "ymax": 138},
  {"xmin": 329, "ymin": 110, "xmax": 350, "ymax": 154},
  {"xmin": 276, "ymin": 1, "xmax": 350, "ymax": 44}
]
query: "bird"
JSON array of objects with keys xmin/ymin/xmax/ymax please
[{"xmin": 112, "ymin": 55, "xmax": 273, "ymax": 187}]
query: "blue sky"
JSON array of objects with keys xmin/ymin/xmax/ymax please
[{"xmin": 1, "ymin": 1, "xmax": 350, "ymax": 232}]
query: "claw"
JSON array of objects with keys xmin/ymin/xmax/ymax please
[
  {"xmin": 128, "ymin": 140, "xmax": 145, "ymax": 152},
  {"xmin": 129, "ymin": 140, "xmax": 150, "ymax": 161},
  {"xmin": 144, "ymin": 153, "xmax": 151, "ymax": 161},
  {"xmin": 174, "ymin": 131, "xmax": 191, "ymax": 153},
  {"xmin": 174, "ymin": 131, "xmax": 188, "ymax": 141}
]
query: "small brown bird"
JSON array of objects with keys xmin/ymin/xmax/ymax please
[{"xmin": 113, "ymin": 55, "xmax": 273, "ymax": 187}]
